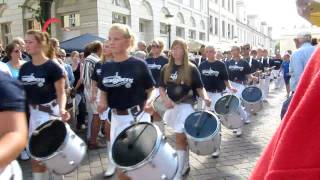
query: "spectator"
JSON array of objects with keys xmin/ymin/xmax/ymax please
[
  {"xmin": 280, "ymin": 52, "xmax": 291, "ymax": 97},
  {"xmin": 289, "ymin": 32, "xmax": 315, "ymax": 93},
  {"xmin": 5, "ymin": 42, "xmax": 26, "ymax": 80},
  {"xmin": 137, "ymin": 40, "xmax": 147, "ymax": 52},
  {"xmin": 59, "ymin": 49, "xmax": 75, "ymax": 87}
]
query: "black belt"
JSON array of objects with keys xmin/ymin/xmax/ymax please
[
  {"xmin": 30, "ymin": 101, "xmax": 57, "ymax": 114},
  {"xmin": 208, "ymin": 90, "xmax": 224, "ymax": 93},
  {"xmin": 112, "ymin": 105, "xmax": 143, "ymax": 116}
]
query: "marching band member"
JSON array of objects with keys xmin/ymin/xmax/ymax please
[
  {"xmin": 271, "ymin": 53, "xmax": 283, "ymax": 89},
  {"xmin": 159, "ymin": 38, "xmax": 211, "ymax": 180},
  {"xmin": 145, "ymin": 39, "xmax": 168, "ymax": 125},
  {"xmin": 225, "ymin": 46, "xmax": 257, "ymax": 136},
  {"xmin": 242, "ymin": 44, "xmax": 262, "ymax": 75},
  {"xmin": 0, "ymin": 71, "xmax": 27, "ymax": 180},
  {"xmin": 198, "ymin": 45, "xmax": 237, "ymax": 157},
  {"xmin": 19, "ymin": 30, "xmax": 70, "ymax": 180},
  {"xmin": 90, "ymin": 40, "xmax": 116, "ymax": 177},
  {"xmin": 97, "ymin": 23, "xmax": 155, "ymax": 180},
  {"xmin": 261, "ymin": 49, "xmax": 273, "ymax": 99}
]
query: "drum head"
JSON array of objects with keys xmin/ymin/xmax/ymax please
[
  {"xmin": 112, "ymin": 122, "xmax": 158, "ymax": 167},
  {"xmin": 29, "ymin": 120, "xmax": 66, "ymax": 158},
  {"xmin": 184, "ymin": 111, "xmax": 218, "ymax": 138},
  {"xmin": 214, "ymin": 95, "xmax": 240, "ymax": 115},
  {"xmin": 242, "ymin": 86, "xmax": 262, "ymax": 102}
]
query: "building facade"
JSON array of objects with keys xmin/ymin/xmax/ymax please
[{"xmin": 0, "ymin": 0, "xmax": 273, "ymax": 52}]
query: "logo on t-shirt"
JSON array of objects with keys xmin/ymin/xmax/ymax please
[
  {"xmin": 96, "ymin": 69, "xmax": 101, "ymax": 75},
  {"xmin": 202, "ymin": 68, "xmax": 219, "ymax": 77},
  {"xmin": 21, "ymin": 73, "xmax": 45, "ymax": 87},
  {"xmin": 170, "ymin": 71, "xmax": 178, "ymax": 81},
  {"xmin": 229, "ymin": 65, "xmax": 244, "ymax": 71},
  {"xmin": 102, "ymin": 72, "xmax": 133, "ymax": 88},
  {"xmin": 148, "ymin": 63, "xmax": 162, "ymax": 70}
]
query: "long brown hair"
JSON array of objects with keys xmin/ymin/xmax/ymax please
[{"xmin": 163, "ymin": 38, "xmax": 194, "ymax": 86}]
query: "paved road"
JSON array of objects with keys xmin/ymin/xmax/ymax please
[{"xmin": 20, "ymin": 86, "xmax": 285, "ymax": 180}]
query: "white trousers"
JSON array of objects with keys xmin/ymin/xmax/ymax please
[
  {"xmin": 230, "ymin": 82, "xmax": 245, "ymax": 98},
  {"xmin": 110, "ymin": 111, "xmax": 151, "ymax": 145},
  {"xmin": 259, "ymin": 76, "xmax": 270, "ymax": 100},
  {"xmin": 0, "ymin": 160, "xmax": 22, "ymax": 180},
  {"xmin": 207, "ymin": 92, "xmax": 224, "ymax": 112},
  {"xmin": 164, "ymin": 103, "xmax": 195, "ymax": 133},
  {"xmin": 29, "ymin": 101, "xmax": 60, "ymax": 136}
]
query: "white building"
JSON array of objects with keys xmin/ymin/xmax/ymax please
[
  {"xmin": 236, "ymin": 0, "xmax": 273, "ymax": 52},
  {"xmin": 0, "ymin": 0, "xmax": 272, "ymax": 51}
]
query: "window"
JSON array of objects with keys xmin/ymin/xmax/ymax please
[
  {"xmin": 1, "ymin": 23, "xmax": 11, "ymax": 46},
  {"xmin": 200, "ymin": 0, "xmax": 204, "ymax": 10},
  {"xmin": 228, "ymin": 24, "xmax": 231, "ymax": 38},
  {"xmin": 215, "ymin": 0, "xmax": 218, "ymax": 4},
  {"xmin": 61, "ymin": 13, "xmax": 80, "ymax": 28},
  {"xmin": 222, "ymin": 0, "xmax": 225, "ymax": 8},
  {"xmin": 214, "ymin": 17, "xmax": 218, "ymax": 35},
  {"xmin": 222, "ymin": 20, "xmax": 225, "ymax": 37},
  {"xmin": 188, "ymin": 30, "xmax": 196, "ymax": 39},
  {"xmin": 112, "ymin": 0, "xmax": 130, "ymax": 9},
  {"xmin": 231, "ymin": 25, "xmax": 234, "ymax": 39},
  {"xmin": 209, "ymin": 15, "xmax": 213, "ymax": 34},
  {"xmin": 176, "ymin": 27, "xmax": 184, "ymax": 38},
  {"xmin": 199, "ymin": 32, "xmax": 206, "ymax": 41},
  {"xmin": 25, "ymin": 19, "xmax": 41, "ymax": 31},
  {"xmin": 112, "ymin": 13, "xmax": 128, "ymax": 24},
  {"xmin": 160, "ymin": 23, "xmax": 167, "ymax": 35},
  {"xmin": 139, "ymin": 22, "xmax": 144, "ymax": 32},
  {"xmin": 228, "ymin": 0, "xmax": 230, "ymax": 11}
]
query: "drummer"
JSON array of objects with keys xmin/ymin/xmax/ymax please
[
  {"xmin": 225, "ymin": 46, "xmax": 257, "ymax": 136},
  {"xmin": 0, "ymin": 71, "xmax": 28, "ymax": 179},
  {"xmin": 145, "ymin": 39, "xmax": 168, "ymax": 123},
  {"xmin": 97, "ymin": 23, "xmax": 155, "ymax": 180},
  {"xmin": 242, "ymin": 44, "xmax": 262, "ymax": 76},
  {"xmin": 19, "ymin": 30, "xmax": 70, "ymax": 180},
  {"xmin": 198, "ymin": 45, "xmax": 237, "ymax": 157},
  {"xmin": 90, "ymin": 40, "xmax": 116, "ymax": 178},
  {"xmin": 159, "ymin": 38, "xmax": 211, "ymax": 180}
]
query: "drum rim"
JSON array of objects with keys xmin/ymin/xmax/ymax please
[
  {"xmin": 27, "ymin": 120, "xmax": 71, "ymax": 161},
  {"xmin": 110, "ymin": 122, "xmax": 164, "ymax": 171},
  {"xmin": 214, "ymin": 94, "xmax": 241, "ymax": 115},
  {"xmin": 184, "ymin": 111, "xmax": 221, "ymax": 142},
  {"xmin": 241, "ymin": 86, "xmax": 263, "ymax": 103}
]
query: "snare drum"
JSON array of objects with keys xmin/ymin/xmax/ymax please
[
  {"xmin": 184, "ymin": 111, "xmax": 221, "ymax": 156},
  {"xmin": 111, "ymin": 122, "xmax": 178, "ymax": 180},
  {"xmin": 241, "ymin": 86, "xmax": 263, "ymax": 113},
  {"xmin": 28, "ymin": 120, "xmax": 87, "ymax": 175},
  {"xmin": 214, "ymin": 95, "xmax": 244, "ymax": 129},
  {"xmin": 152, "ymin": 96, "xmax": 166, "ymax": 119}
]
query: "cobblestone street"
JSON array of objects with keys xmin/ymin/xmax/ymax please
[{"xmin": 20, "ymin": 86, "xmax": 285, "ymax": 180}]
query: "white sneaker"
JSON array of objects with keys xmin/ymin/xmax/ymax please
[
  {"xmin": 20, "ymin": 150, "xmax": 30, "ymax": 161},
  {"xmin": 236, "ymin": 128, "xmax": 242, "ymax": 137},
  {"xmin": 104, "ymin": 142, "xmax": 116, "ymax": 177},
  {"xmin": 211, "ymin": 148, "xmax": 220, "ymax": 158}
]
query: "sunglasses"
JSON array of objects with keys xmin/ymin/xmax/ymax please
[{"xmin": 152, "ymin": 44, "xmax": 160, "ymax": 48}]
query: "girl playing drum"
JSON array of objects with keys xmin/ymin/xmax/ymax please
[
  {"xmin": 97, "ymin": 23, "xmax": 155, "ymax": 180},
  {"xmin": 19, "ymin": 30, "xmax": 70, "ymax": 180},
  {"xmin": 159, "ymin": 38, "xmax": 211, "ymax": 180}
]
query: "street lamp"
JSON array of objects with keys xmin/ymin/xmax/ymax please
[{"xmin": 165, "ymin": 14, "xmax": 174, "ymax": 49}]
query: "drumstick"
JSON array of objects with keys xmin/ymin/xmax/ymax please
[
  {"xmin": 225, "ymin": 94, "xmax": 233, "ymax": 110},
  {"xmin": 32, "ymin": 120, "xmax": 56, "ymax": 136},
  {"xmin": 127, "ymin": 124, "xmax": 148, "ymax": 150}
]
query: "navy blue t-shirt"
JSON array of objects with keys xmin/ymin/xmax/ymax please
[
  {"xmin": 262, "ymin": 57, "xmax": 274, "ymax": 70},
  {"xmin": 198, "ymin": 60, "xmax": 228, "ymax": 92},
  {"xmin": 270, "ymin": 58, "xmax": 283, "ymax": 70},
  {"xmin": 98, "ymin": 57, "xmax": 155, "ymax": 110},
  {"xmin": 91, "ymin": 61, "xmax": 102, "ymax": 82},
  {"xmin": 159, "ymin": 64, "xmax": 203, "ymax": 103},
  {"xmin": 19, "ymin": 60, "xmax": 64, "ymax": 105},
  {"xmin": 226, "ymin": 59, "xmax": 251, "ymax": 82},
  {"xmin": 0, "ymin": 71, "xmax": 25, "ymax": 112},
  {"xmin": 145, "ymin": 56, "xmax": 168, "ymax": 87},
  {"xmin": 244, "ymin": 57, "xmax": 262, "ymax": 73}
]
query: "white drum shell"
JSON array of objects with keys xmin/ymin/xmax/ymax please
[
  {"xmin": 187, "ymin": 132, "xmax": 221, "ymax": 156},
  {"xmin": 242, "ymin": 99, "xmax": 263, "ymax": 113},
  {"xmin": 111, "ymin": 124, "xmax": 178, "ymax": 180},
  {"xmin": 30, "ymin": 123, "xmax": 87, "ymax": 175}
]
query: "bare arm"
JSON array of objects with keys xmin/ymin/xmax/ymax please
[
  {"xmin": 74, "ymin": 63, "xmax": 84, "ymax": 91},
  {"xmin": 224, "ymin": 80, "xmax": 237, "ymax": 93},
  {"xmin": 98, "ymin": 91, "xmax": 108, "ymax": 114},
  {"xmin": 91, "ymin": 80, "xmax": 98, "ymax": 102},
  {"xmin": 55, "ymin": 78, "xmax": 70, "ymax": 121},
  {"xmin": 0, "ymin": 111, "xmax": 27, "ymax": 169},
  {"xmin": 196, "ymin": 87, "xmax": 211, "ymax": 107}
]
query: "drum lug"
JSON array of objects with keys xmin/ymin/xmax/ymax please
[
  {"xmin": 161, "ymin": 174, "xmax": 168, "ymax": 180},
  {"xmin": 71, "ymin": 134, "xmax": 76, "ymax": 139}
]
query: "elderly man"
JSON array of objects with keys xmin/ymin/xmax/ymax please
[{"xmin": 289, "ymin": 32, "xmax": 316, "ymax": 93}]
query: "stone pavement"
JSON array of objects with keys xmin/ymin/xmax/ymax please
[{"xmin": 20, "ymin": 86, "xmax": 286, "ymax": 180}]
